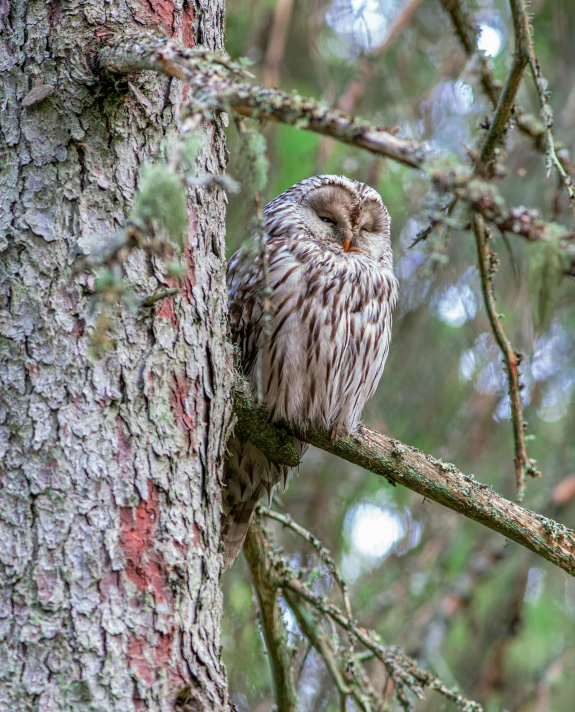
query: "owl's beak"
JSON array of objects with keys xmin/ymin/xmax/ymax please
[{"xmin": 343, "ymin": 238, "xmax": 351, "ymax": 252}]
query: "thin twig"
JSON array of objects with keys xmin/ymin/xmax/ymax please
[
  {"xmin": 473, "ymin": 213, "xmax": 540, "ymax": 499},
  {"xmin": 522, "ymin": 14, "xmax": 575, "ymax": 218},
  {"xmin": 477, "ymin": 0, "xmax": 531, "ymax": 171},
  {"xmin": 261, "ymin": 508, "xmax": 355, "ymax": 635}
]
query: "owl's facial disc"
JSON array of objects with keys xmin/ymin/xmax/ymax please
[{"xmin": 301, "ymin": 185, "xmax": 358, "ymax": 251}]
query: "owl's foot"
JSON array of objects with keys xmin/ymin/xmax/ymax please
[{"xmin": 329, "ymin": 424, "xmax": 349, "ymax": 441}]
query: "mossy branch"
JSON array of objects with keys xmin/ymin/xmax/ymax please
[
  {"xmin": 233, "ymin": 377, "xmax": 575, "ymax": 577},
  {"xmin": 98, "ymin": 32, "xmax": 575, "ymax": 269},
  {"xmin": 98, "ymin": 34, "xmax": 426, "ymax": 169}
]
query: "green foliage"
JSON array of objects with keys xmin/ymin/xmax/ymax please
[{"xmin": 133, "ymin": 164, "xmax": 187, "ymax": 248}]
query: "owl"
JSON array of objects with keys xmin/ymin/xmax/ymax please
[{"xmin": 222, "ymin": 175, "xmax": 398, "ymax": 565}]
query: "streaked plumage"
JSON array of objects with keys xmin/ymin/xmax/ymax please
[{"xmin": 222, "ymin": 175, "xmax": 398, "ymax": 565}]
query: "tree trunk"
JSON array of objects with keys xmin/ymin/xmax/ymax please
[{"xmin": 0, "ymin": 2, "xmax": 232, "ymax": 711}]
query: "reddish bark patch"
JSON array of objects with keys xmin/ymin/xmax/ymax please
[
  {"xmin": 156, "ymin": 296, "xmax": 179, "ymax": 328},
  {"xmin": 127, "ymin": 630, "xmax": 188, "ymax": 692},
  {"xmin": 182, "ymin": 1, "xmax": 196, "ymax": 48},
  {"xmin": 118, "ymin": 481, "xmax": 170, "ymax": 604},
  {"xmin": 135, "ymin": 0, "xmax": 175, "ymax": 35}
]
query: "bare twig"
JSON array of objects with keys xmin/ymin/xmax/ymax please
[
  {"xmin": 473, "ymin": 213, "xmax": 540, "ymax": 500},
  {"xmin": 233, "ymin": 376, "xmax": 575, "ymax": 576},
  {"xmin": 522, "ymin": 13, "xmax": 575, "ymax": 218},
  {"xmin": 477, "ymin": 0, "xmax": 531, "ymax": 171}
]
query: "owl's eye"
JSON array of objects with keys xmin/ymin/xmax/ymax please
[{"xmin": 319, "ymin": 215, "xmax": 336, "ymax": 225}]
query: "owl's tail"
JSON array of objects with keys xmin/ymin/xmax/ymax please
[
  {"xmin": 222, "ymin": 434, "xmax": 304, "ymax": 568},
  {"xmin": 221, "ymin": 495, "xmax": 260, "ymax": 568}
]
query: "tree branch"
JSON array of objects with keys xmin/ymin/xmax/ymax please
[
  {"xmin": 243, "ymin": 524, "xmax": 298, "ymax": 712},
  {"xmin": 99, "ymin": 34, "xmax": 427, "ymax": 169},
  {"xmin": 233, "ymin": 378, "xmax": 575, "ymax": 577},
  {"xmin": 98, "ymin": 32, "xmax": 575, "ymax": 271}
]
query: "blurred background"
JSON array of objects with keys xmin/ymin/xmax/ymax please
[{"xmin": 221, "ymin": 1, "xmax": 575, "ymax": 709}]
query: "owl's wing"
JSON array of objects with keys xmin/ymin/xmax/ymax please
[{"xmin": 227, "ymin": 246, "xmax": 265, "ymax": 377}]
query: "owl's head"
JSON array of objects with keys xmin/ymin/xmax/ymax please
[{"xmin": 263, "ymin": 175, "xmax": 392, "ymax": 264}]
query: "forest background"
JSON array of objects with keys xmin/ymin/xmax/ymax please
[{"xmin": 221, "ymin": 1, "xmax": 575, "ymax": 710}]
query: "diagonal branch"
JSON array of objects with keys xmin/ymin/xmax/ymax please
[
  {"xmin": 99, "ymin": 34, "xmax": 427, "ymax": 169},
  {"xmin": 233, "ymin": 377, "xmax": 575, "ymax": 577}
]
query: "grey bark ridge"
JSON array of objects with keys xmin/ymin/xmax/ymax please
[{"xmin": 0, "ymin": 2, "xmax": 233, "ymax": 711}]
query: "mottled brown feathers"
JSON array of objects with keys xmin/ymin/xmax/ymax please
[{"xmin": 222, "ymin": 175, "xmax": 398, "ymax": 566}]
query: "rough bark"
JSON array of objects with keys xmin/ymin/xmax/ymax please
[{"xmin": 0, "ymin": 2, "xmax": 232, "ymax": 711}]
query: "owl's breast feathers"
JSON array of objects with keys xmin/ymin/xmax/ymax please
[{"xmin": 227, "ymin": 234, "xmax": 398, "ymax": 437}]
